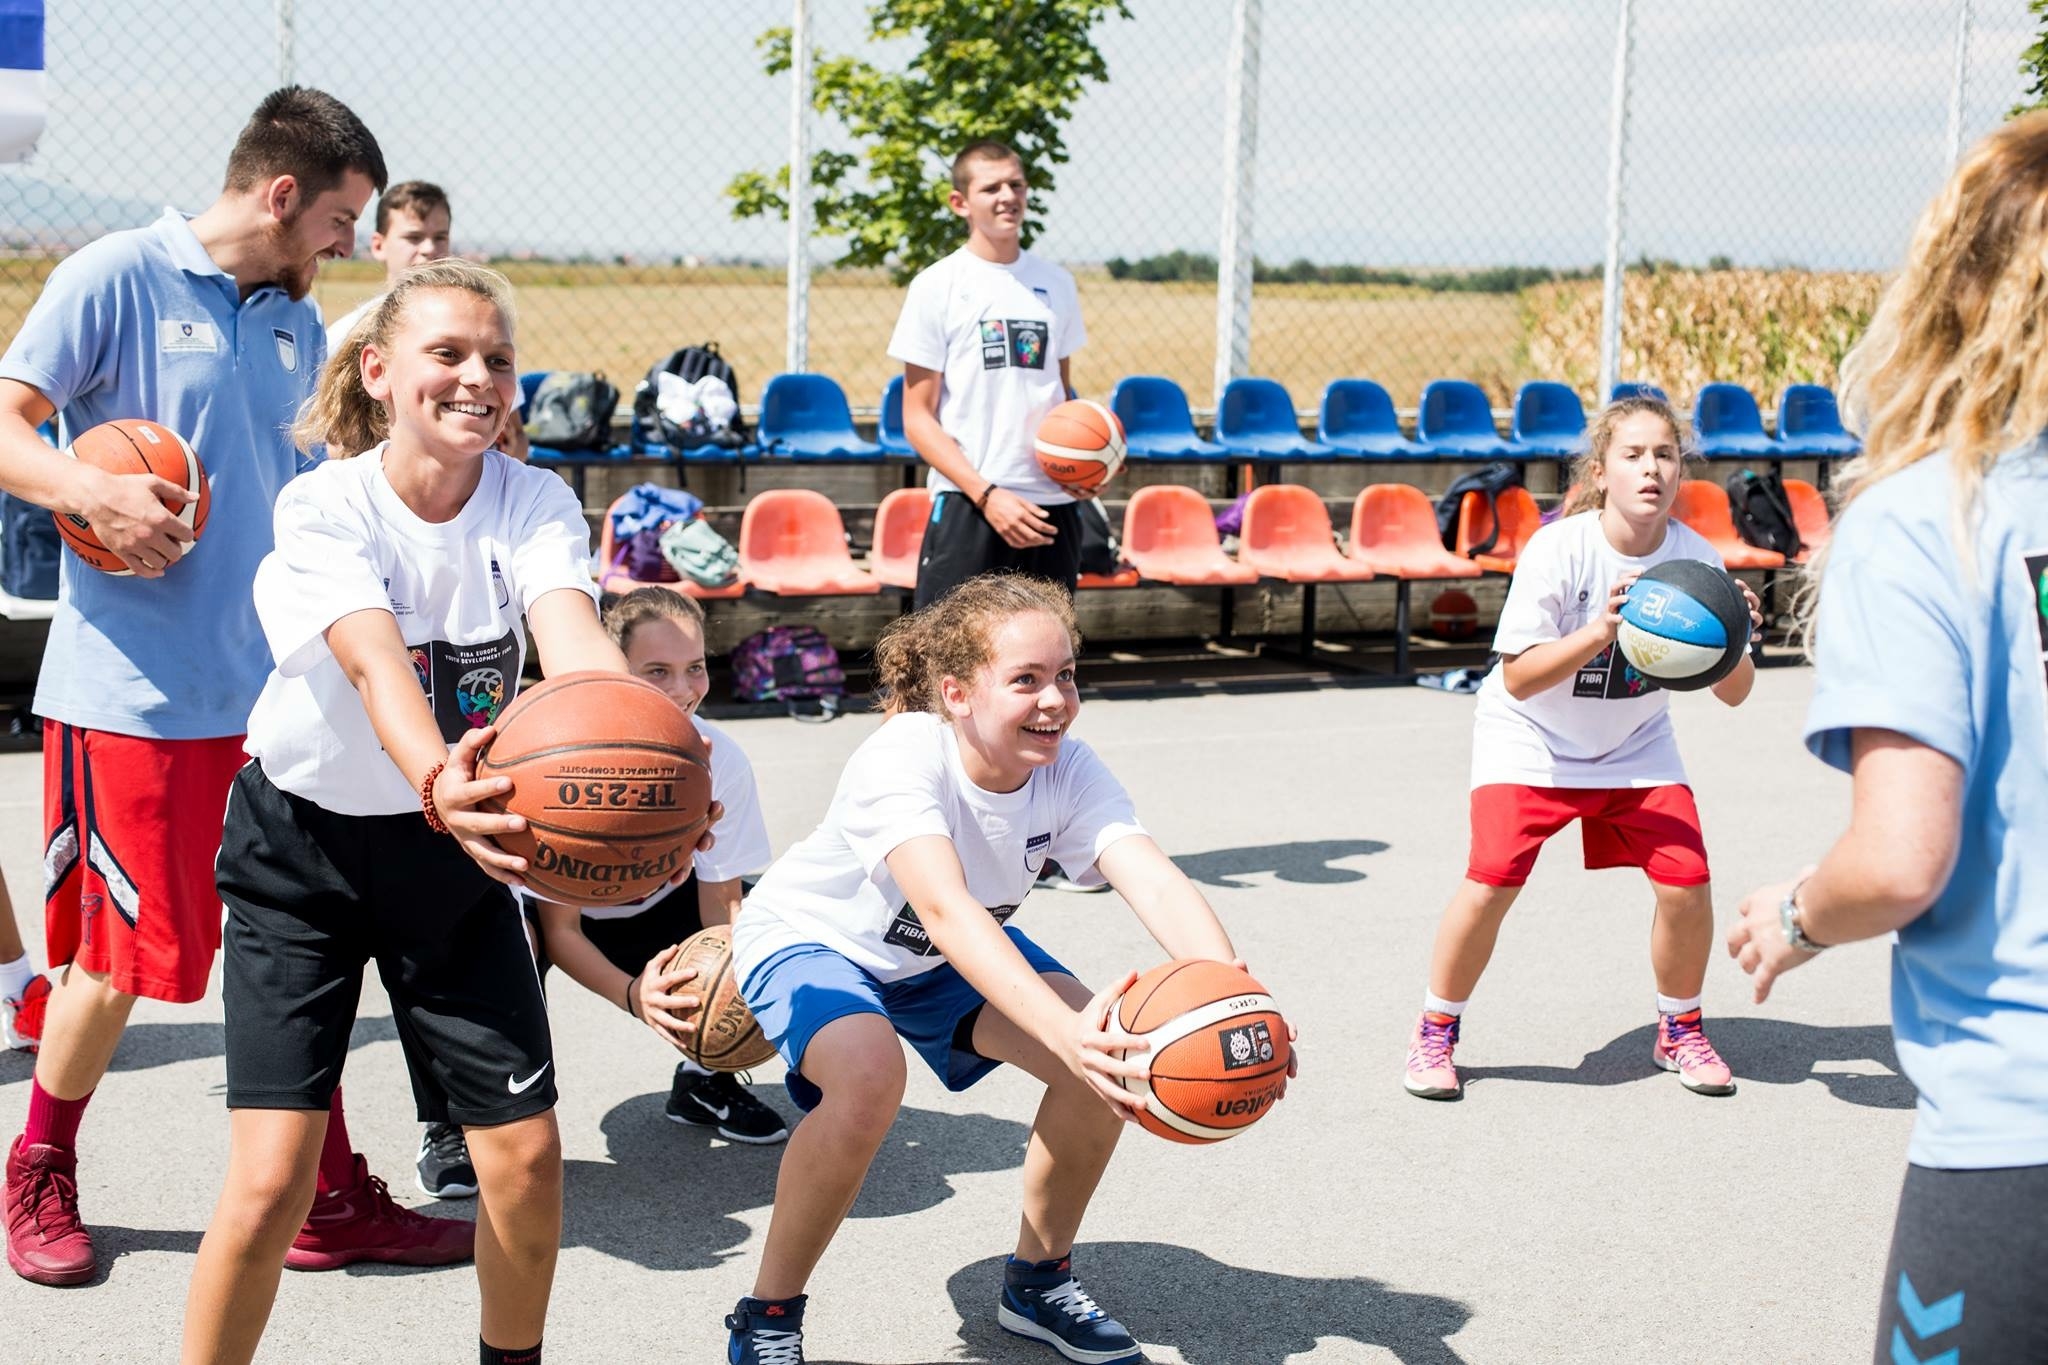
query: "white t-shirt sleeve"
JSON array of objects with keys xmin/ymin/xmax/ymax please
[
  {"xmin": 253, "ymin": 475, "xmax": 391, "ymax": 679},
  {"xmin": 506, "ymin": 461, "xmax": 599, "ymax": 609},
  {"xmin": 1045, "ymin": 741, "xmax": 1146, "ymax": 888},
  {"xmin": 1055, "ymin": 268, "xmax": 1087, "ymax": 360},
  {"xmin": 886, "ymin": 267, "xmax": 948, "ymax": 371},
  {"xmin": 695, "ymin": 720, "xmax": 773, "ymax": 882},
  {"xmin": 1491, "ymin": 528, "xmax": 1566, "ymax": 655},
  {"xmin": 837, "ymin": 723, "xmax": 956, "ymax": 879}
]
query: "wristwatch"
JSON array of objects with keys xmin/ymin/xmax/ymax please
[{"xmin": 1780, "ymin": 879, "xmax": 1827, "ymax": 954}]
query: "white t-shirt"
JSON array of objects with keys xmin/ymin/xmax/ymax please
[
  {"xmin": 731, "ymin": 711, "xmax": 1144, "ymax": 985},
  {"xmin": 578, "ymin": 714, "xmax": 773, "ymax": 921},
  {"xmin": 886, "ymin": 247, "xmax": 1086, "ymax": 505},
  {"xmin": 1469, "ymin": 511, "xmax": 1724, "ymax": 789},
  {"xmin": 325, "ymin": 292, "xmax": 383, "ymax": 351},
  {"xmin": 244, "ymin": 444, "xmax": 598, "ymax": 816}
]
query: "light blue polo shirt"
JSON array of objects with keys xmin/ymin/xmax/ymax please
[
  {"xmin": 1804, "ymin": 446, "xmax": 2048, "ymax": 1169},
  {"xmin": 0, "ymin": 209, "xmax": 326, "ymax": 739}
]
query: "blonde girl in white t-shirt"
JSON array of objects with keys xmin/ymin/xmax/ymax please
[
  {"xmin": 1402, "ymin": 397, "xmax": 1761, "ymax": 1105},
  {"xmin": 723, "ymin": 574, "xmax": 1292, "ymax": 1365},
  {"xmin": 182, "ymin": 261, "xmax": 698, "ymax": 1365}
]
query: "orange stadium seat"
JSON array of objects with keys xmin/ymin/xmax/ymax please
[
  {"xmin": 1238, "ymin": 485, "xmax": 1377, "ymax": 583},
  {"xmin": 1121, "ymin": 485, "xmax": 1258, "ymax": 586},
  {"xmin": 1348, "ymin": 485, "xmax": 1484, "ymax": 580},
  {"xmin": 1454, "ymin": 485, "xmax": 1541, "ymax": 573},
  {"xmin": 871, "ymin": 487, "xmax": 930, "ymax": 590},
  {"xmin": 738, "ymin": 489, "xmax": 880, "ymax": 596},
  {"xmin": 1671, "ymin": 479, "xmax": 1786, "ymax": 570},
  {"xmin": 1783, "ymin": 478, "xmax": 1831, "ymax": 563},
  {"xmin": 596, "ymin": 494, "xmax": 747, "ymax": 600}
]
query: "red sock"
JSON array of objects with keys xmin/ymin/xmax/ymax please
[
  {"xmin": 315, "ymin": 1088, "xmax": 358, "ymax": 1196},
  {"xmin": 22, "ymin": 1079, "xmax": 91, "ymax": 1152}
]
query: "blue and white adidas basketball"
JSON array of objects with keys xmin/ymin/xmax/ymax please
[{"xmin": 1616, "ymin": 559, "xmax": 1751, "ymax": 692}]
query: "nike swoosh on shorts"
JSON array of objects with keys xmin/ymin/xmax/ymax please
[{"xmin": 508, "ymin": 1062, "xmax": 552, "ymax": 1094}]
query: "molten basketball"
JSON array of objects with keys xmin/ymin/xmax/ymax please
[
  {"xmin": 1034, "ymin": 399, "xmax": 1126, "ymax": 496},
  {"xmin": 55, "ymin": 419, "xmax": 211, "ymax": 575},
  {"xmin": 1117, "ymin": 960, "xmax": 1290, "ymax": 1144},
  {"xmin": 1427, "ymin": 588, "xmax": 1480, "ymax": 640},
  {"xmin": 1616, "ymin": 559, "xmax": 1752, "ymax": 692},
  {"xmin": 668, "ymin": 927, "xmax": 777, "ymax": 1072},
  {"xmin": 476, "ymin": 672, "xmax": 713, "ymax": 904}
]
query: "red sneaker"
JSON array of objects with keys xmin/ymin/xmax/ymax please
[
  {"xmin": 5, "ymin": 1137, "xmax": 96, "ymax": 1286},
  {"xmin": 284, "ymin": 1154, "xmax": 474, "ymax": 1271},
  {"xmin": 2, "ymin": 973, "xmax": 50, "ymax": 1052}
]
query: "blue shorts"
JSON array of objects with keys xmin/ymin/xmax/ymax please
[{"xmin": 740, "ymin": 926, "xmax": 1072, "ymax": 1111}]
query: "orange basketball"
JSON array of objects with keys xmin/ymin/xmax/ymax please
[
  {"xmin": 1116, "ymin": 960, "xmax": 1290, "ymax": 1144},
  {"xmin": 1034, "ymin": 399, "xmax": 1126, "ymax": 496},
  {"xmin": 1428, "ymin": 588, "xmax": 1480, "ymax": 640},
  {"xmin": 668, "ymin": 927, "xmax": 778, "ymax": 1072},
  {"xmin": 55, "ymin": 418, "xmax": 211, "ymax": 575},
  {"xmin": 476, "ymin": 672, "xmax": 712, "ymax": 905}
]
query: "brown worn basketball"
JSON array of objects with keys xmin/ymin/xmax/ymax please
[
  {"xmin": 1033, "ymin": 398, "xmax": 1126, "ymax": 496},
  {"xmin": 668, "ymin": 927, "xmax": 777, "ymax": 1072},
  {"xmin": 1116, "ymin": 959, "xmax": 1290, "ymax": 1145},
  {"xmin": 56, "ymin": 418, "xmax": 211, "ymax": 575},
  {"xmin": 476, "ymin": 671, "xmax": 712, "ymax": 905}
]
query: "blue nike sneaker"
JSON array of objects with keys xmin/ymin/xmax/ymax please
[
  {"xmin": 996, "ymin": 1255, "xmax": 1142, "ymax": 1364},
  {"xmin": 727, "ymin": 1294, "xmax": 806, "ymax": 1365}
]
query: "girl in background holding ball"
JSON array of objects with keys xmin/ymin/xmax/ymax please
[
  {"xmin": 724, "ymin": 574, "xmax": 1290, "ymax": 1365},
  {"xmin": 181, "ymin": 260, "xmax": 653, "ymax": 1365},
  {"xmin": 1402, "ymin": 397, "xmax": 1761, "ymax": 1104}
]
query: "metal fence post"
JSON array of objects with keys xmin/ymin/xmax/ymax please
[
  {"xmin": 275, "ymin": 0, "xmax": 295, "ymax": 87},
  {"xmin": 785, "ymin": 0, "xmax": 812, "ymax": 375},
  {"xmin": 1596, "ymin": 0, "xmax": 1635, "ymax": 404},
  {"xmin": 1212, "ymin": 0, "xmax": 1261, "ymax": 410},
  {"xmin": 1946, "ymin": 0, "xmax": 1974, "ymax": 171}
]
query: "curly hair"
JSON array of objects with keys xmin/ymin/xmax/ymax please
[{"xmin": 872, "ymin": 575, "xmax": 1080, "ymax": 717}]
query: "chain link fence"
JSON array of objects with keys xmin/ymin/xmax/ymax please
[{"xmin": 1, "ymin": 1, "xmax": 2035, "ymax": 424}]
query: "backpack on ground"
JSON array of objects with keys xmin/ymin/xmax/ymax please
[
  {"xmin": 1435, "ymin": 462, "xmax": 1524, "ymax": 556},
  {"xmin": 635, "ymin": 343, "xmax": 749, "ymax": 451},
  {"xmin": 1725, "ymin": 468, "xmax": 1802, "ymax": 558},
  {"xmin": 1, "ymin": 490, "xmax": 59, "ymax": 600},
  {"xmin": 525, "ymin": 371, "xmax": 619, "ymax": 450},
  {"xmin": 730, "ymin": 625, "xmax": 846, "ymax": 722},
  {"xmin": 1076, "ymin": 498, "xmax": 1120, "ymax": 577},
  {"xmin": 660, "ymin": 518, "xmax": 740, "ymax": 588}
]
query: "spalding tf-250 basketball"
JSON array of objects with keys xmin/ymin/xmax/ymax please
[
  {"xmin": 1034, "ymin": 399, "xmax": 1126, "ymax": 496},
  {"xmin": 56, "ymin": 419, "xmax": 212, "ymax": 575},
  {"xmin": 1616, "ymin": 559, "xmax": 1752, "ymax": 692},
  {"xmin": 1117, "ymin": 960, "xmax": 1291, "ymax": 1144},
  {"xmin": 476, "ymin": 672, "xmax": 713, "ymax": 904},
  {"xmin": 668, "ymin": 927, "xmax": 777, "ymax": 1072}
]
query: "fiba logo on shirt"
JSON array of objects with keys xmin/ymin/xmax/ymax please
[
  {"xmin": 1217, "ymin": 1019, "xmax": 1275, "ymax": 1072},
  {"xmin": 457, "ymin": 668, "xmax": 506, "ymax": 726}
]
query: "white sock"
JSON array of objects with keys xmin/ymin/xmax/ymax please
[
  {"xmin": 1656, "ymin": 992, "xmax": 1702, "ymax": 1016},
  {"xmin": 0, "ymin": 953, "xmax": 32, "ymax": 1002},
  {"xmin": 677, "ymin": 1057, "xmax": 712, "ymax": 1078},
  {"xmin": 1422, "ymin": 991, "xmax": 1466, "ymax": 1018}
]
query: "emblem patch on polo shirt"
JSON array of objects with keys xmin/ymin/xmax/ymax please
[
  {"xmin": 158, "ymin": 319, "xmax": 218, "ymax": 353},
  {"xmin": 273, "ymin": 328, "xmax": 298, "ymax": 373}
]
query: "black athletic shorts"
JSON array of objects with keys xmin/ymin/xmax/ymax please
[
  {"xmin": 526, "ymin": 874, "xmax": 704, "ymax": 982},
  {"xmin": 1874, "ymin": 1161, "xmax": 2048, "ymax": 1363},
  {"xmin": 912, "ymin": 490, "xmax": 1083, "ymax": 610},
  {"xmin": 217, "ymin": 762, "xmax": 556, "ymax": 1128}
]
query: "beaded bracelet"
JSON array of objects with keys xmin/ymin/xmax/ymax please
[{"xmin": 420, "ymin": 761, "xmax": 450, "ymax": 835}]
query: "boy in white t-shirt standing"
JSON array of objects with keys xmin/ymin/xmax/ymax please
[
  {"xmin": 888, "ymin": 140, "xmax": 1087, "ymax": 612},
  {"xmin": 325, "ymin": 180, "xmax": 452, "ymax": 349}
]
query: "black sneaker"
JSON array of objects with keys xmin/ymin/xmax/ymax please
[
  {"xmin": 415, "ymin": 1121, "xmax": 478, "ymax": 1200},
  {"xmin": 727, "ymin": 1294, "xmax": 806, "ymax": 1364},
  {"xmin": 997, "ymin": 1254, "xmax": 1141, "ymax": 1363},
  {"xmin": 666, "ymin": 1067, "xmax": 790, "ymax": 1144}
]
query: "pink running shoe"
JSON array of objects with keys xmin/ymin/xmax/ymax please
[
  {"xmin": 1403, "ymin": 1010, "xmax": 1463, "ymax": 1100},
  {"xmin": 284, "ymin": 1155, "xmax": 474, "ymax": 1271},
  {"xmin": 1653, "ymin": 1009, "xmax": 1735, "ymax": 1095},
  {"xmin": 2, "ymin": 973, "xmax": 49, "ymax": 1052},
  {"xmin": 5, "ymin": 1137, "xmax": 96, "ymax": 1286}
]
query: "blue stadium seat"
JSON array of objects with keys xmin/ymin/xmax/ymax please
[
  {"xmin": 1773, "ymin": 384, "xmax": 1860, "ymax": 458},
  {"xmin": 1316, "ymin": 380, "xmax": 1428, "ymax": 458},
  {"xmin": 754, "ymin": 373, "xmax": 883, "ymax": 461},
  {"xmin": 1510, "ymin": 381, "xmax": 1587, "ymax": 458},
  {"xmin": 1109, "ymin": 376, "xmax": 1229, "ymax": 460},
  {"xmin": 1417, "ymin": 380, "xmax": 1512, "ymax": 458},
  {"xmin": 1216, "ymin": 378, "xmax": 1332, "ymax": 459},
  {"xmin": 878, "ymin": 375, "xmax": 914, "ymax": 455},
  {"xmin": 1693, "ymin": 382, "xmax": 1783, "ymax": 459},
  {"xmin": 1609, "ymin": 381, "xmax": 1669, "ymax": 404}
]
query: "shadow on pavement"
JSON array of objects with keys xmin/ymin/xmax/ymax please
[
  {"xmin": 79, "ymin": 1223, "xmax": 206, "ymax": 1285},
  {"xmin": 1172, "ymin": 839, "xmax": 1391, "ymax": 890},
  {"xmin": 1460, "ymin": 1019, "xmax": 1914, "ymax": 1108},
  {"xmin": 946, "ymin": 1243, "xmax": 1471, "ymax": 1364},
  {"xmin": 561, "ymin": 1092, "xmax": 1031, "ymax": 1272}
]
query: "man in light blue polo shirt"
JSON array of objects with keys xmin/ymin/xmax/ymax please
[{"xmin": 0, "ymin": 86, "xmax": 467, "ymax": 1289}]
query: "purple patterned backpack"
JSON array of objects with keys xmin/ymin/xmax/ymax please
[{"xmin": 730, "ymin": 625, "xmax": 846, "ymax": 721}]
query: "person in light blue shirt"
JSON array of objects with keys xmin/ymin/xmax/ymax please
[{"xmin": 1728, "ymin": 113, "xmax": 2048, "ymax": 1363}]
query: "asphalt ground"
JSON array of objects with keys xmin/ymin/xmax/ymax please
[{"xmin": 0, "ymin": 664, "xmax": 1909, "ymax": 1363}]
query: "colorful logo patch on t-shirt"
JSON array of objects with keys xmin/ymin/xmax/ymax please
[
  {"xmin": 980, "ymin": 318, "xmax": 1049, "ymax": 371},
  {"xmin": 1572, "ymin": 643, "xmax": 1655, "ymax": 700},
  {"xmin": 882, "ymin": 901, "xmax": 1020, "ymax": 956},
  {"xmin": 411, "ymin": 629, "xmax": 521, "ymax": 741}
]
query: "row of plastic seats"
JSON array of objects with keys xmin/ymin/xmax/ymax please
[{"xmin": 1453, "ymin": 477, "xmax": 1833, "ymax": 576}]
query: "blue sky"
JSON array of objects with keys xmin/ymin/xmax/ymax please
[{"xmin": 1, "ymin": 0, "xmax": 2034, "ymax": 271}]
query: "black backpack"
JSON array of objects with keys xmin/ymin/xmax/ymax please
[
  {"xmin": 1076, "ymin": 498, "xmax": 1120, "ymax": 576},
  {"xmin": 1435, "ymin": 462, "xmax": 1525, "ymax": 556},
  {"xmin": 1725, "ymin": 468, "xmax": 1801, "ymax": 557},
  {"xmin": 524, "ymin": 371, "xmax": 619, "ymax": 450},
  {"xmin": 634, "ymin": 342, "xmax": 749, "ymax": 451}
]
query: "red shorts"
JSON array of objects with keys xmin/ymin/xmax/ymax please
[
  {"xmin": 1466, "ymin": 783, "xmax": 1710, "ymax": 889},
  {"xmin": 43, "ymin": 722, "xmax": 249, "ymax": 1004}
]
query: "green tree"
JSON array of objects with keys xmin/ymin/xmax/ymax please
[
  {"xmin": 2016, "ymin": 0, "xmax": 2048, "ymax": 117},
  {"xmin": 726, "ymin": 0, "xmax": 1130, "ymax": 283}
]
